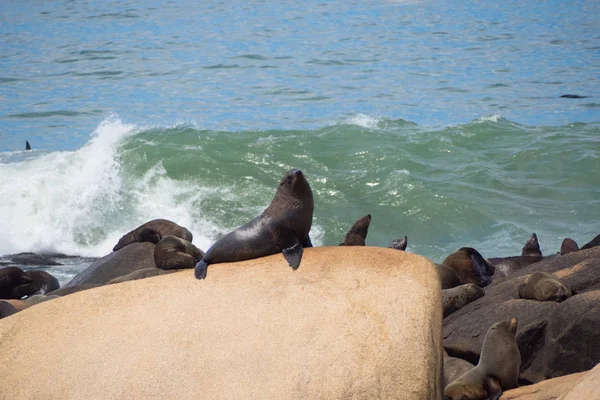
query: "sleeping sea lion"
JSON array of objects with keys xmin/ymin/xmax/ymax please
[
  {"xmin": 0, "ymin": 267, "xmax": 33, "ymax": 299},
  {"xmin": 388, "ymin": 236, "xmax": 407, "ymax": 251},
  {"xmin": 339, "ymin": 214, "xmax": 371, "ymax": 246},
  {"xmin": 444, "ymin": 318, "xmax": 520, "ymax": 400},
  {"xmin": 518, "ymin": 272, "xmax": 572, "ymax": 302},
  {"xmin": 112, "ymin": 219, "xmax": 193, "ymax": 252},
  {"xmin": 440, "ymin": 248, "xmax": 495, "ymax": 288},
  {"xmin": 11, "ymin": 270, "xmax": 60, "ymax": 298},
  {"xmin": 154, "ymin": 236, "xmax": 204, "ymax": 270},
  {"xmin": 195, "ymin": 169, "xmax": 314, "ymax": 280},
  {"xmin": 442, "ymin": 283, "xmax": 485, "ymax": 317}
]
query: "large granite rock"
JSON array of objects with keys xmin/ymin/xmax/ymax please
[
  {"xmin": 558, "ymin": 362, "xmax": 600, "ymax": 399},
  {"xmin": 499, "ymin": 370, "xmax": 587, "ymax": 399},
  {"xmin": 0, "ymin": 247, "xmax": 443, "ymax": 399}
]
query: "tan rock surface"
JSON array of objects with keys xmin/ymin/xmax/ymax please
[
  {"xmin": 0, "ymin": 246, "xmax": 443, "ymax": 400},
  {"xmin": 558, "ymin": 362, "xmax": 600, "ymax": 400},
  {"xmin": 500, "ymin": 371, "xmax": 587, "ymax": 399}
]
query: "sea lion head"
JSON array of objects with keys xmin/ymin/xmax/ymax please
[
  {"xmin": 278, "ymin": 169, "xmax": 312, "ymax": 198},
  {"xmin": 388, "ymin": 236, "xmax": 408, "ymax": 251},
  {"xmin": 340, "ymin": 214, "xmax": 371, "ymax": 246},
  {"xmin": 560, "ymin": 238, "xmax": 579, "ymax": 254},
  {"xmin": 522, "ymin": 233, "xmax": 542, "ymax": 257}
]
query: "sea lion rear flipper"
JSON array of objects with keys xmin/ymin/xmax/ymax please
[
  {"xmin": 302, "ymin": 235, "xmax": 313, "ymax": 248},
  {"xmin": 282, "ymin": 242, "xmax": 303, "ymax": 270},
  {"xmin": 194, "ymin": 259, "xmax": 209, "ymax": 280},
  {"xmin": 484, "ymin": 376, "xmax": 502, "ymax": 400}
]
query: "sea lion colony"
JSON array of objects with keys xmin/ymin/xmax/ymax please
[{"xmin": 1, "ymin": 168, "xmax": 599, "ymax": 397}]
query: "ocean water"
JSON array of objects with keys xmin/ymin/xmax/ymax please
[{"xmin": 1, "ymin": 0, "xmax": 599, "ymax": 284}]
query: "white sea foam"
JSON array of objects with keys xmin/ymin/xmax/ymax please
[
  {"xmin": 473, "ymin": 115, "xmax": 502, "ymax": 123},
  {"xmin": 0, "ymin": 116, "xmax": 215, "ymax": 256},
  {"xmin": 344, "ymin": 114, "xmax": 382, "ymax": 129}
]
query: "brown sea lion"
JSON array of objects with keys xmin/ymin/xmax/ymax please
[
  {"xmin": 489, "ymin": 234, "xmax": 545, "ymax": 278},
  {"xmin": 440, "ymin": 248, "xmax": 495, "ymax": 288},
  {"xmin": 436, "ymin": 264, "xmax": 462, "ymax": 290},
  {"xmin": 580, "ymin": 234, "xmax": 600, "ymax": 250},
  {"xmin": 65, "ymin": 242, "xmax": 156, "ymax": 287},
  {"xmin": 0, "ymin": 267, "xmax": 33, "ymax": 299},
  {"xmin": 521, "ymin": 233, "xmax": 542, "ymax": 257},
  {"xmin": 339, "ymin": 214, "xmax": 371, "ymax": 246},
  {"xmin": 518, "ymin": 272, "xmax": 572, "ymax": 302},
  {"xmin": 108, "ymin": 268, "xmax": 169, "ymax": 284},
  {"xmin": 388, "ymin": 236, "xmax": 408, "ymax": 251},
  {"xmin": 195, "ymin": 169, "xmax": 314, "ymax": 280},
  {"xmin": 12, "ymin": 270, "xmax": 60, "ymax": 297},
  {"xmin": 444, "ymin": 318, "xmax": 520, "ymax": 400},
  {"xmin": 154, "ymin": 236, "xmax": 204, "ymax": 270},
  {"xmin": 0, "ymin": 301, "xmax": 17, "ymax": 319},
  {"xmin": 560, "ymin": 238, "xmax": 579, "ymax": 255},
  {"xmin": 442, "ymin": 283, "xmax": 485, "ymax": 318},
  {"xmin": 112, "ymin": 219, "xmax": 193, "ymax": 252}
]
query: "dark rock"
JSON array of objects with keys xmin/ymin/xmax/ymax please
[
  {"xmin": 580, "ymin": 234, "xmax": 600, "ymax": 250},
  {"xmin": 524, "ymin": 290, "xmax": 600, "ymax": 381},
  {"xmin": 552, "ymin": 258, "xmax": 600, "ymax": 294},
  {"xmin": 0, "ymin": 301, "xmax": 17, "ymax": 319},
  {"xmin": 0, "ymin": 267, "xmax": 33, "ymax": 299},
  {"xmin": 5, "ymin": 252, "xmax": 62, "ymax": 266},
  {"xmin": 65, "ymin": 242, "xmax": 156, "ymax": 287}
]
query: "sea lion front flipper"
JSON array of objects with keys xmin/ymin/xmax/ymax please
[
  {"xmin": 301, "ymin": 235, "xmax": 313, "ymax": 248},
  {"xmin": 484, "ymin": 376, "xmax": 503, "ymax": 400},
  {"xmin": 282, "ymin": 242, "xmax": 303, "ymax": 270},
  {"xmin": 469, "ymin": 251, "xmax": 493, "ymax": 287},
  {"xmin": 194, "ymin": 259, "xmax": 209, "ymax": 280}
]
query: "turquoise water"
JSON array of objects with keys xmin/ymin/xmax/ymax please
[{"xmin": 0, "ymin": 1, "xmax": 599, "ymax": 282}]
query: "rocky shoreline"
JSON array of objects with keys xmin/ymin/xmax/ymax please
[{"xmin": 1, "ymin": 216, "xmax": 599, "ymax": 399}]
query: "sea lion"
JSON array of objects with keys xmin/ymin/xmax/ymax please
[
  {"xmin": 65, "ymin": 242, "xmax": 156, "ymax": 287},
  {"xmin": 195, "ymin": 169, "xmax": 314, "ymax": 280},
  {"xmin": 388, "ymin": 236, "xmax": 407, "ymax": 251},
  {"xmin": 444, "ymin": 318, "xmax": 521, "ymax": 400},
  {"xmin": 112, "ymin": 219, "xmax": 193, "ymax": 252},
  {"xmin": 25, "ymin": 140, "xmax": 31, "ymax": 150},
  {"xmin": 108, "ymin": 268, "xmax": 169, "ymax": 284},
  {"xmin": 436, "ymin": 264, "xmax": 462, "ymax": 290},
  {"xmin": 440, "ymin": 248, "xmax": 495, "ymax": 288},
  {"xmin": 518, "ymin": 271, "xmax": 572, "ymax": 302},
  {"xmin": 11, "ymin": 270, "xmax": 60, "ymax": 298},
  {"xmin": 580, "ymin": 234, "xmax": 600, "ymax": 250},
  {"xmin": 0, "ymin": 301, "xmax": 17, "ymax": 319},
  {"xmin": 560, "ymin": 238, "xmax": 579, "ymax": 254},
  {"xmin": 0, "ymin": 267, "xmax": 33, "ymax": 299},
  {"xmin": 442, "ymin": 283, "xmax": 485, "ymax": 317},
  {"xmin": 339, "ymin": 214, "xmax": 371, "ymax": 246},
  {"xmin": 521, "ymin": 233, "xmax": 542, "ymax": 257},
  {"xmin": 154, "ymin": 236, "xmax": 204, "ymax": 270}
]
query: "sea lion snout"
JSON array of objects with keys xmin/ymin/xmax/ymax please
[{"xmin": 509, "ymin": 317, "xmax": 518, "ymax": 334}]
